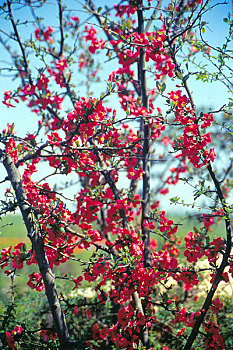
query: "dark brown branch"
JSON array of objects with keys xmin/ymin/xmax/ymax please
[
  {"xmin": 166, "ymin": 8, "xmax": 232, "ymax": 346},
  {"xmin": 86, "ymin": 119, "xmax": 149, "ymax": 346},
  {"xmin": 85, "ymin": 0, "xmax": 115, "ymax": 42},
  {"xmin": 168, "ymin": 0, "xmax": 211, "ymax": 45},
  {"xmin": 184, "ymin": 164, "xmax": 232, "ymax": 350},
  {"xmin": 65, "ymin": 226, "xmax": 111, "ymax": 254},
  {"xmin": 168, "ymin": 45, "xmax": 197, "ymax": 115},
  {"xmin": 58, "ymin": 0, "xmax": 64, "ymax": 58},
  {"xmin": 133, "ymin": 4, "xmax": 151, "ymax": 348},
  {"xmin": 2, "ymin": 154, "xmax": 75, "ymax": 350},
  {"xmin": 220, "ymin": 158, "xmax": 233, "ymax": 183},
  {"xmin": 7, "ymin": 0, "xmax": 32, "ymax": 85},
  {"xmin": 137, "ymin": 0, "xmax": 152, "ymax": 271}
]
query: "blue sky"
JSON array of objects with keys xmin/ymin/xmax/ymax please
[{"xmin": 1, "ymin": 0, "xmax": 232, "ymax": 134}]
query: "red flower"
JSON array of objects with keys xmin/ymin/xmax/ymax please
[
  {"xmin": 117, "ymin": 306, "xmax": 133, "ymax": 327},
  {"xmin": 3, "ymin": 90, "xmax": 19, "ymax": 108},
  {"xmin": 210, "ymin": 298, "xmax": 223, "ymax": 314},
  {"xmin": 72, "ymin": 276, "xmax": 83, "ymax": 290}
]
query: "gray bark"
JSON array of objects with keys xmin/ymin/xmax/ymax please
[{"xmin": 3, "ymin": 155, "xmax": 74, "ymax": 349}]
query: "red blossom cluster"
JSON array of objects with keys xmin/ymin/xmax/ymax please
[
  {"xmin": 27, "ymin": 272, "xmax": 44, "ymax": 292},
  {"xmin": 35, "ymin": 26, "xmax": 54, "ymax": 43},
  {"xmin": 3, "ymin": 90, "xmax": 19, "ymax": 108},
  {"xmin": 168, "ymin": 90, "xmax": 216, "ymax": 167},
  {"xmin": 0, "ymin": 242, "xmax": 29, "ymax": 273},
  {"xmin": 204, "ymin": 321, "xmax": 225, "ymax": 350},
  {"xmin": 84, "ymin": 25, "xmax": 105, "ymax": 54},
  {"xmin": 5, "ymin": 138, "xmax": 18, "ymax": 163},
  {"xmin": 114, "ymin": 3, "xmax": 137, "ymax": 18},
  {"xmin": 184, "ymin": 231, "xmax": 225, "ymax": 265},
  {"xmin": 47, "ymin": 58, "xmax": 68, "ymax": 87},
  {"xmin": 6, "ymin": 326, "xmax": 23, "ymax": 349},
  {"xmin": 40, "ymin": 329, "xmax": 58, "ymax": 342},
  {"xmin": 16, "ymin": 71, "xmax": 63, "ymax": 114}
]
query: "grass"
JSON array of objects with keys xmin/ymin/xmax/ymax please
[
  {"xmin": 0, "ymin": 211, "xmax": 226, "ymax": 248},
  {"xmin": 0, "ymin": 214, "xmax": 28, "ymax": 248}
]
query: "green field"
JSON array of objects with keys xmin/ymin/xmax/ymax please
[
  {"xmin": 0, "ymin": 214, "xmax": 28, "ymax": 246},
  {"xmin": 0, "ymin": 214, "xmax": 91, "ymax": 309},
  {"xmin": 0, "ymin": 212, "xmax": 226, "ymax": 307}
]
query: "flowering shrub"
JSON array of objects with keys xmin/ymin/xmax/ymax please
[{"xmin": 0, "ymin": 1, "xmax": 233, "ymax": 349}]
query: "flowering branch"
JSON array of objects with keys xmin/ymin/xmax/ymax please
[
  {"xmin": 137, "ymin": 0, "xmax": 152, "ymax": 269},
  {"xmin": 184, "ymin": 164, "xmax": 232, "ymax": 350},
  {"xmin": 2, "ymin": 154, "xmax": 75, "ymax": 349}
]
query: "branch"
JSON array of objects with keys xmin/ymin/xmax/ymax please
[
  {"xmin": 184, "ymin": 164, "xmax": 232, "ymax": 350},
  {"xmin": 168, "ymin": 0, "xmax": 211, "ymax": 45},
  {"xmin": 85, "ymin": 0, "xmax": 141, "ymax": 96},
  {"xmin": 7, "ymin": 0, "xmax": 32, "ymax": 84},
  {"xmin": 85, "ymin": 0, "xmax": 115, "ymax": 42},
  {"xmin": 145, "ymin": 0, "xmax": 163, "ymax": 33},
  {"xmin": 87, "ymin": 115, "xmax": 150, "ymax": 346},
  {"xmin": 2, "ymin": 154, "xmax": 76, "ymax": 350},
  {"xmin": 58, "ymin": 0, "xmax": 64, "ymax": 58},
  {"xmin": 166, "ymin": 9, "xmax": 232, "ymax": 346},
  {"xmin": 137, "ymin": 0, "xmax": 152, "ymax": 270},
  {"xmin": 65, "ymin": 226, "xmax": 111, "ymax": 254}
]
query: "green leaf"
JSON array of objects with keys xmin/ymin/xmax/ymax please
[
  {"xmin": 161, "ymin": 82, "xmax": 166, "ymax": 93},
  {"xmin": 175, "ymin": 70, "xmax": 183, "ymax": 80},
  {"xmin": 169, "ymin": 196, "xmax": 180, "ymax": 203}
]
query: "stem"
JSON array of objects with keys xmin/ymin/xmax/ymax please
[
  {"xmin": 145, "ymin": 0, "xmax": 163, "ymax": 33},
  {"xmin": 7, "ymin": 0, "xmax": 32, "ymax": 85},
  {"xmin": 58, "ymin": 0, "xmax": 64, "ymax": 58},
  {"xmin": 121, "ymin": 3, "xmax": 152, "ymax": 348},
  {"xmin": 2, "ymin": 155, "xmax": 75, "ymax": 350},
  {"xmin": 166, "ymin": 11, "xmax": 232, "ymax": 345},
  {"xmin": 90, "ymin": 139, "xmax": 150, "ymax": 347},
  {"xmin": 85, "ymin": 0, "xmax": 141, "ymax": 96},
  {"xmin": 184, "ymin": 164, "xmax": 232, "ymax": 350},
  {"xmin": 137, "ymin": 0, "xmax": 152, "ymax": 269}
]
